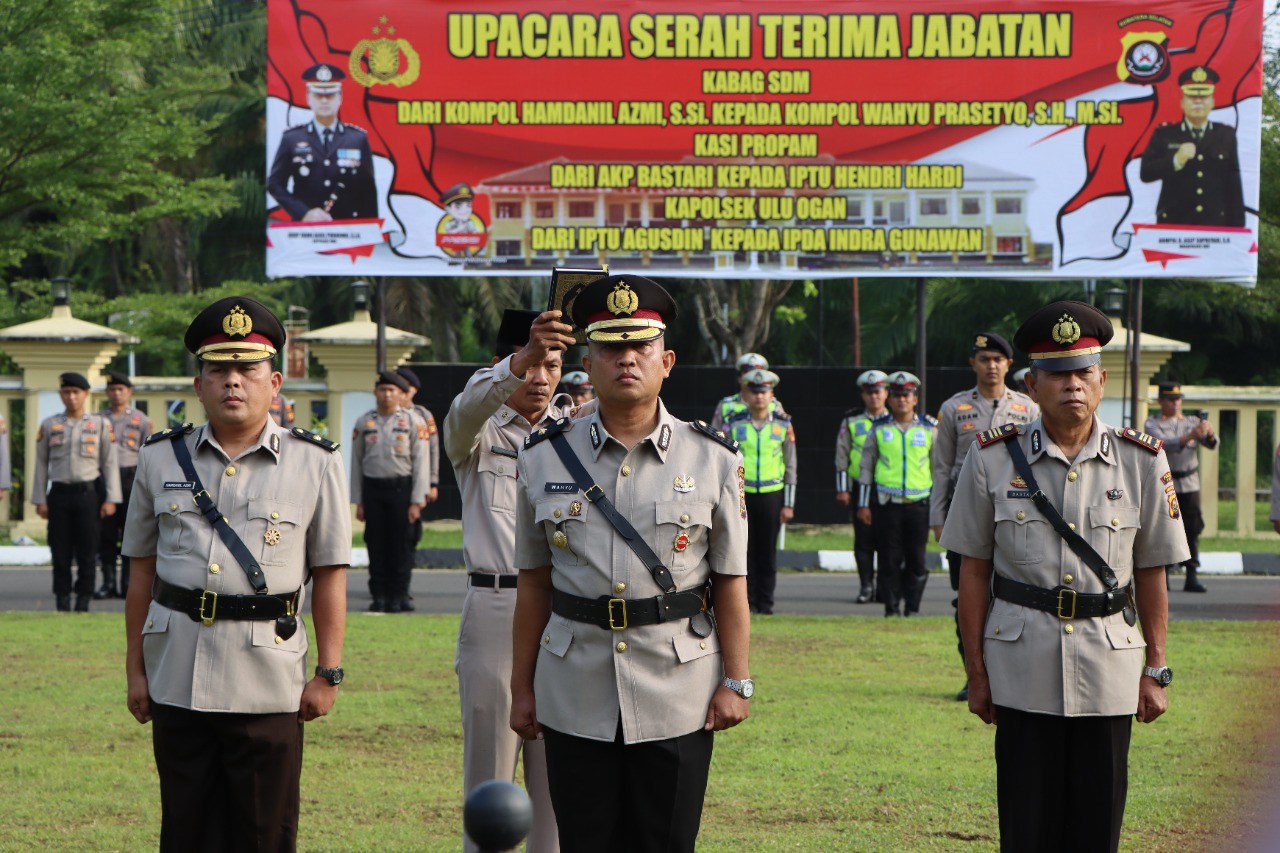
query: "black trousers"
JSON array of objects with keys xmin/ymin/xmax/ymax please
[
  {"xmin": 151, "ymin": 703, "xmax": 303, "ymax": 853},
  {"xmin": 852, "ymin": 491, "xmax": 878, "ymax": 596},
  {"xmin": 871, "ymin": 498, "xmax": 930, "ymax": 615},
  {"xmin": 98, "ymin": 466, "xmax": 137, "ymax": 587},
  {"xmin": 363, "ymin": 477, "xmax": 413, "ymax": 600},
  {"xmin": 1177, "ymin": 489, "xmax": 1204, "ymax": 568},
  {"xmin": 745, "ymin": 489, "xmax": 784, "ymax": 614},
  {"xmin": 47, "ymin": 482, "xmax": 102, "ymax": 598},
  {"xmin": 542, "ymin": 724, "xmax": 714, "ymax": 853},
  {"xmin": 947, "ymin": 550, "xmax": 965, "ymax": 661},
  {"xmin": 994, "ymin": 706, "xmax": 1131, "ymax": 853}
]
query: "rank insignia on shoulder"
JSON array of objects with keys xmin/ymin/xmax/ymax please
[
  {"xmin": 289, "ymin": 427, "xmax": 340, "ymax": 452},
  {"xmin": 1117, "ymin": 427, "xmax": 1162, "ymax": 453},
  {"xmin": 977, "ymin": 423, "xmax": 1019, "ymax": 448},
  {"xmin": 692, "ymin": 420, "xmax": 738, "ymax": 452},
  {"xmin": 144, "ymin": 423, "xmax": 194, "ymax": 446},
  {"xmin": 524, "ymin": 417, "xmax": 568, "ymax": 448}
]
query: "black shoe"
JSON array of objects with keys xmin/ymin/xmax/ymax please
[
  {"xmin": 956, "ymin": 682, "xmax": 969, "ymax": 702},
  {"xmin": 74, "ymin": 595, "xmax": 91, "ymax": 612},
  {"xmin": 56, "ymin": 596, "xmax": 72, "ymax": 612},
  {"xmin": 93, "ymin": 585, "xmax": 118, "ymax": 600},
  {"xmin": 397, "ymin": 596, "xmax": 415, "ymax": 612},
  {"xmin": 1184, "ymin": 581, "xmax": 1207, "ymax": 593},
  {"xmin": 856, "ymin": 587, "xmax": 872, "ymax": 604},
  {"xmin": 369, "ymin": 598, "xmax": 386, "ymax": 612},
  {"xmin": 383, "ymin": 598, "xmax": 402, "ymax": 613}
]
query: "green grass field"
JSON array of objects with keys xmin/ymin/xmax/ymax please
[{"xmin": 3, "ymin": 613, "xmax": 1278, "ymax": 851}]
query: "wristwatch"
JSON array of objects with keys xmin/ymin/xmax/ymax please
[
  {"xmin": 315, "ymin": 666, "xmax": 345, "ymax": 686},
  {"xmin": 1142, "ymin": 666, "xmax": 1173, "ymax": 688},
  {"xmin": 722, "ymin": 677, "xmax": 754, "ymax": 699}
]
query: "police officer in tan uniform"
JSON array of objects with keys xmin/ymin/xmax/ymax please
[
  {"xmin": 835, "ymin": 369, "xmax": 888, "ymax": 603},
  {"xmin": 511, "ymin": 275, "xmax": 752, "ymax": 853},
  {"xmin": 1271, "ymin": 446, "xmax": 1280, "ymax": 536},
  {"xmin": 0, "ymin": 412, "xmax": 11, "ymax": 506},
  {"xmin": 351, "ymin": 370, "xmax": 430, "ymax": 613},
  {"xmin": 931, "ymin": 333, "xmax": 1038, "ymax": 699},
  {"xmin": 97, "ymin": 371, "xmax": 153, "ymax": 599},
  {"xmin": 396, "ymin": 366, "xmax": 440, "ymax": 506},
  {"xmin": 942, "ymin": 300, "xmax": 1188, "ymax": 853},
  {"xmin": 269, "ymin": 392, "xmax": 296, "ymax": 428},
  {"xmin": 561, "ymin": 370, "xmax": 595, "ymax": 407},
  {"xmin": 444, "ymin": 309, "xmax": 569, "ymax": 853},
  {"xmin": 33, "ymin": 372, "xmax": 122, "ymax": 612},
  {"xmin": 1144, "ymin": 382, "xmax": 1216, "ymax": 592},
  {"xmin": 122, "ymin": 296, "xmax": 350, "ymax": 852}
]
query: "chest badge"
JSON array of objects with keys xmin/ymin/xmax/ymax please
[
  {"xmin": 673, "ymin": 475, "xmax": 696, "ymax": 493},
  {"xmin": 1107, "ymin": 489, "xmax": 1124, "ymax": 500},
  {"xmin": 1010, "ymin": 476, "xmax": 1026, "ymax": 489},
  {"xmin": 674, "ymin": 531, "xmax": 691, "ymax": 552},
  {"xmin": 552, "ymin": 529, "xmax": 569, "ymax": 549},
  {"xmin": 264, "ymin": 528, "xmax": 282, "ymax": 546},
  {"xmin": 569, "ymin": 500, "xmax": 583, "ymax": 517}
]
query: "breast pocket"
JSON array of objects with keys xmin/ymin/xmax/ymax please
[
  {"xmin": 249, "ymin": 498, "xmax": 306, "ymax": 567},
  {"xmin": 534, "ymin": 495, "xmax": 590, "ymax": 566},
  {"xmin": 655, "ymin": 500, "xmax": 714, "ymax": 574},
  {"xmin": 154, "ymin": 495, "xmax": 201, "ymax": 556},
  {"xmin": 994, "ymin": 499, "xmax": 1048, "ymax": 566},
  {"xmin": 1089, "ymin": 505, "xmax": 1141, "ymax": 570},
  {"xmin": 477, "ymin": 451, "xmax": 518, "ymax": 514}
]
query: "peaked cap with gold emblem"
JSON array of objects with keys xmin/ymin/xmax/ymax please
[
  {"xmin": 1178, "ymin": 65, "xmax": 1218, "ymax": 97},
  {"xmin": 1014, "ymin": 300, "xmax": 1113, "ymax": 372},
  {"xmin": 184, "ymin": 296, "xmax": 286, "ymax": 363},
  {"xmin": 570, "ymin": 274, "xmax": 677, "ymax": 343}
]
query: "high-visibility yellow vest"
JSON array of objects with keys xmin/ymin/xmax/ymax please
[
  {"xmin": 730, "ymin": 416, "xmax": 791, "ymax": 493},
  {"xmin": 874, "ymin": 416, "xmax": 934, "ymax": 499}
]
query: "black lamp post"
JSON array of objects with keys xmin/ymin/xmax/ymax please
[
  {"xmin": 1101, "ymin": 287, "xmax": 1126, "ymax": 317},
  {"xmin": 51, "ymin": 277, "xmax": 72, "ymax": 307},
  {"xmin": 351, "ymin": 280, "xmax": 371, "ymax": 312}
]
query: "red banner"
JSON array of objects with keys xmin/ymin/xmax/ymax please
[{"xmin": 266, "ymin": 0, "xmax": 1262, "ymax": 280}]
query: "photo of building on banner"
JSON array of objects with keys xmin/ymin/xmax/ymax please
[{"xmin": 264, "ymin": 0, "xmax": 1261, "ymax": 281}]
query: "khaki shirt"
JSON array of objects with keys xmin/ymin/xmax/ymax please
[
  {"xmin": 349, "ymin": 408, "xmax": 430, "ymax": 504},
  {"xmin": 1143, "ymin": 414, "xmax": 1216, "ymax": 494},
  {"xmin": 0, "ymin": 414, "xmax": 10, "ymax": 490},
  {"xmin": 443, "ymin": 355, "xmax": 572, "ymax": 574},
  {"xmin": 514, "ymin": 401, "xmax": 748, "ymax": 744},
  {"xmin": 940, "ymin": 417, "xmax": 1190, "ymax": 716},
  {"xmin": 32, "ymin": 412, "xmax": 122, "ymax": 503},
  {"xmin": 411, "ymin": 404, "xmax": 441, "ymax": 486},
  {"xmin": 122, "ymin": 420, "xmax": 351, "ymax": 713},
  {"xmin": 930, "ymin": 386, "xmax": 1038, "ymax": 526},
  {"xmin": 103, "ymin": 407, "xmax": 154, "ymax": 469}
]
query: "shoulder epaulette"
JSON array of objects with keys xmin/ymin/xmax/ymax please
[
  {"xmin": 692, "ymin": 420, "xmax": 739, "ymax": 453},
  {"xmin": 1117, "ymin": 427, "xmax": 1163, "ymax": 454},
  {"xmin": 977, "ymin": 423, "xmax": 1019, "ymax": 448},
  {"xmin": 524, "ymin": 416, "xmax": 571, "ymax": 449},
  {"xmin": 290, "ymin": 427, "xmax": 339, "ymax": 452},
  {"xmin": 724, "ymin": 409, "xmax": 751, "ymax": 427},
  {"xmin": 871, "ymin": 412, "xmax": 894, "ymax": 426},
  {"xmin": 920, "ymin": 414, "xmax": 939, "ymax": 428},
  {"xmin": 143, "ymin": 423, "xmax": 194, "ymax": 446}
]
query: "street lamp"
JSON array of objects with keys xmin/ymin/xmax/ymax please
[
  {"xmin": 351, "ymin": 280, "xmax": 371, "ymax": 312},
  {"xmin": 50, "ymin": 277, "xmax": 72, "ymax": 307},
  {"xmin": 1101, "ymin": 287, "xmax": 1127, "ymax": 318}
]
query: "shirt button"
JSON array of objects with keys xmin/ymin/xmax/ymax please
[
  {"xmin": 994, "ymin": 626, "xmax": 1001, "ymax": 635},
  {"xmin": 169, "ymin": 503, "xmax": 179, "ymax": 512},
  {"xmin": 553, "ymin": 509, "xmax": 562, "ymax": 519},
  {"xmin": 271, "ymin": 511, "xmax": 280, "ymax": 520},
  {"xmin": 147, "ymin": 619, "xmax": 154, "ymax": 629},
  {"xmin": 210, "ymin": 563, "xmax": 220, "ymax": 574},
  {"xmin": 1068, "ymin": 522, "xmax": 1077, "ymax": 531},
  {"xmin": 225, "ymin": 466, "xmax": 236, "ymax": 476},
  {"xmin": 621, "ymin": 465, "xmax": 632, "ymax": 477},
  {"xmin": 275, "ymin": 636, "xmax": 283, "ymax": 645},
  {"xmin": 1063, "ymin": 574, "xmax": 1074, "ymax": 585},
  {"xmin": 680, "ymin": 513, "xmax": 690, "ymax": 523},
  {"xmin": 543, "ymin": 635, "xmax": 550, "ymax": 645},
  {"xmin": 1065, "ymin": 624, "xmax": 1074, "ymax": 635},
  {"xmin": 1016, "ymin": 511, "xmax": 1026, "ymax": 521},
  {"xmin": 614, "ymin": 582, "xmax": 626, "ymax": 594},
  {"xmin": 1067, "ymin": 471, "xmax": 1078, "ymax": 482},
  {"xmin": 699, "ymin": 641, "xmax": 707, "ymax": 649},
  {"xmin": 1111, "ymin": 518, "xmax": 1120, "ymax": 527},
  {"xmin": 616, "ymin": 642, "xmax": 627, "ymax": 653},
  {"xmin": 497, "ymin": 465, "xmax": 506, "ymax": 475}
]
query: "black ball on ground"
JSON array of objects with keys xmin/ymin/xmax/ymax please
[{"xmin": 463, "ymin": 780, "xmax": 533, "ymax": 852}]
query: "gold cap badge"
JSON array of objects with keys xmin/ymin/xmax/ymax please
[
  {"xmin": 1051, "ymin": 313, "xmax": 1081, "ymax": 346},
  {"xmin": 222, "ymin": 305, "xmax": 253, "ymax": 338},
  {"xmin": 606, "ymin": 282, "xmax": 639, "ymax": 316}
]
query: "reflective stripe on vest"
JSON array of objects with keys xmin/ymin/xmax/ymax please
[
  {"xmin": 731, "ymin": 419, "xmax": 788, "ymax": 494},
  {"xmin": 874, "ymin": 421, "xmax": 933, "ymax": 498}
]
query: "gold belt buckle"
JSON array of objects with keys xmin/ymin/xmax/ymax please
[
  {"xmin": 1056, "ymin": 588, "xmax": 1077, "ymax": 620},
  {"xmin": 199, "ymin": 590, "xmax": 218, "ymax": 626},
  {"xmin": 607, "ymin": 598, "xmax": 627, "ymax": 630}
]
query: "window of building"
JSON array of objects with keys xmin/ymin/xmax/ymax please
[
  {"xmin": 846, "ymin": 199, "xmax": 863, "ymax": 220},
  {"xmin": 996, "ymin": 236, "xmax": 1024, "ymax": 254},
  {"xmin": 873, "ymin": 200, "xmax": 907, "ymax": 225},
  {"xmin": 535, "ymin": 201, "xmax": 555, "ymax": 219},
  {"xmin": 920, "ymin": 198, "xmax": 947, "ymax": 216},
  {"xmin": 961, "ymin": 198, "xmax": 982, "ymax": 216},
  {"xmin": 495, "ymin": 239, "xmax": 522, "ymax": 257},
  {"xmin": 995, "ymin": 198, "xmax": 1022, "ymax": 215},
  {"xmin": 495, "ymin": 202, "xmax": 521, "ymax": 219},
  {"xmin": 568, "ymin": 201, "xmax": 594, "ymax": 218},
  {"xmin": 607, "ymin": 203, "xmax": 626, "ymax": 225}
]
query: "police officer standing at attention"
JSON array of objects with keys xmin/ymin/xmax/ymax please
[
  {"xmin": 726, "ymin": 368, "xmax": 796, "ymax": 615},
  {"xmin": 511, "ymin": 274, "xmax": 751, "ymax": 852},
  {"xmin": 350, "ymin": 370, "xmax": 430, "ymax": 613},
  {"xmin": 943, "ymin": 300, "xmax": 1186, "ymax": 853},
  {"xmin": 268, "ymin": 63, "xmax": 377, "ymax": 222},
  {"xmin": 444, "ymin": 308, "xmax": 570, "ymax": 853},
  {"xmin": 835, "ymin": 369, "xmax": 889, "ymax": 603},
  {"xmin": 931, "ymin": 333, "xmax": 1037, "ymax": 700},
  {"xmin": 857, "ymin": 372, "xmax": 936, "ymax": 617},
  {"xmin": 123, "ymin": 295, "xmax": 349, "ymax": 853},
  {"xmin": 0, "ymin": 411, "xmax": 12, "ymax": 521},
  {"xmin": 1144, "ymin": 382, "xmax": 1216, "ymax": 593},
  {"xmin": 396, "ymin": 366, "xmax": 440, "ymax": 507},
  {"xmin": 1271, "ymin": 443, "xmax": 1280, "ymax": 536},
  {"xmin": 97, "ymin": 372, "xmax": 153, "ymax": 600},
  {"xmin": 33, "ymin": 372, "xmax": 121, "ymax": 612},
  {"xmin": 709, "ymin": 352, "xmax": 786, "ymax": 434},
  {"xmin": 561, "ymin": 370, "xmax": 595, "ymax": 407}
]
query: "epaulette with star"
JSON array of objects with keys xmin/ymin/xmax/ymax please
[
  {"xmin": 524, "ymin": 416, "xmax": 571, "ymax": 449},
  {"xmin": 870, "ymin": 412, "xmax": 894, "ymax": 426},
  {"xmin": 920, "ymin": 413, "xmax": 939, "ymax": 428},
  {"xmin": 692, "ymin": 420, "xmax": 739, "ymax": 452},
  {"xmin": 977, "ymin": 423, "xmax": 1019, "ymax": 448},
  {"xmin": 143, "ymin": 423, "xmax": 194, "ymax": 446},
  {"xmin": 290, "ymin": 427, "xmax": 339, "ymax": 452},
  {"xmin": 1117, "ymin": 427, "xmax": 1163, "ymax": 453}
]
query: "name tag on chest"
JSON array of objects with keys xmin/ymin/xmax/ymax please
[
  {"xmin": 163, "ymin": 481, "xmax": 196, "ymax": 490},
  {"xmin": 544, "ymin": 483, "xmax": 578, "ymax": 493}
]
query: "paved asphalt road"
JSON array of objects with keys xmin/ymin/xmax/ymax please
[{"xmin": 3, "ymin": 567, "xmax": 1278, "ymax": 620}]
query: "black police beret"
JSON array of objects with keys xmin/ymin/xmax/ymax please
[
  {"xmin": 972, "ymin": 332, "xmax": 1013, "ymax": 359},
  {"xmin": 1158, "ymin": 382, "xmax": 1184, "ymax": 399},
  {"xmin": 496, "ymin": 309, "xmax": 540, "ymax": 351},
  {"xmin": 105, "ymin": 371, "xmax": 132, "ymax": 388},
  {"xmin": 60, "ymin": 372, "xmax": 90, "ymax": 390},
  {"xmin": 1014, "ymin": 300, "xmax": 1113, "ymax": 372},
  {"xmin": 396, "ymin": 366, "xmax": 422, "ymax": 390},
  {"xmin": 569, "ymin": 274, "xmax": 676, "ymax": 343},
  {"xmin": 184, "ymin": 296, "xmax": 285, "ymax": 363},
  {"xmin": 376, "ymin": 370, "xmax": 411, "ymax": 392}
]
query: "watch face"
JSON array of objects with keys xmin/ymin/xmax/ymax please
[
  {"xmin": 741, "ymin": 680, "xmax": 755, "ymax": 698},
  {"xmin": 1158, "ymin": 668, "xmax": 1173, "ymax": 687}
]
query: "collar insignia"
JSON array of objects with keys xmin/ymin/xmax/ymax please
[
  {"xmin": 590, "ymin": 422, "xmax": 601, "ymax": 449},
  {"xmin": 658, "ymin": 424, "xmax": 671, "ymax": 451}
]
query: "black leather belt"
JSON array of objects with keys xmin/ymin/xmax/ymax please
[
  {"xmin": 992, "ymin": 573, "xmax": 1127, "ymax": 620},
  {"xmin": 470, "ymin": 573, "xmax": 518, "ymax": 589},
  {"xmin": 364, "ymin": 475, "xmax": 412, "ymax": 488},
  {"xmin": 1170, "ymin": 469, "xmax": 1195, "ymax": 480},
  {"xmin": 552, "ymin": 585, "xmax": 709, "ymax": 630},
  {"xmin": 50, "ymin": 481, "xmax": 97, "ymax": 493},
  {"xmin": 152, "ymin": 576, "xmax": 299, "ymax": 626}
]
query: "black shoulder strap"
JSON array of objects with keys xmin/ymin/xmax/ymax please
[
  {"xmin": 545, "ymin": 430, "xmax": 676, "ymax": 594},
  {"xmin": 692, "ymin": 419, "xmax": 739, "ymax": 451},
  {"xmin": 1003, "ymin": 436, "xmax": 1118, "ymax": 591},
  {"xmin": 144, "ymin": 423, "xmax": 194, "ymax": 446},
  {"xmin": 289, "ymin": 426, "xmax": 340, "ymax": 452},
  {"xmin": 169, "ymin": 430, "xmax": 268, "ymax": 593}
]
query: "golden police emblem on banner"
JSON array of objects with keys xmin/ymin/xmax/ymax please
[{"xmin": 349, "ymin": 18, "xmax": 421, "ymax": 88}]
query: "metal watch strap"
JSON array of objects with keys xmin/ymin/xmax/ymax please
[{"xmin": 547, "ymin": 430, "xmax": 677, "ymax": 594}]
